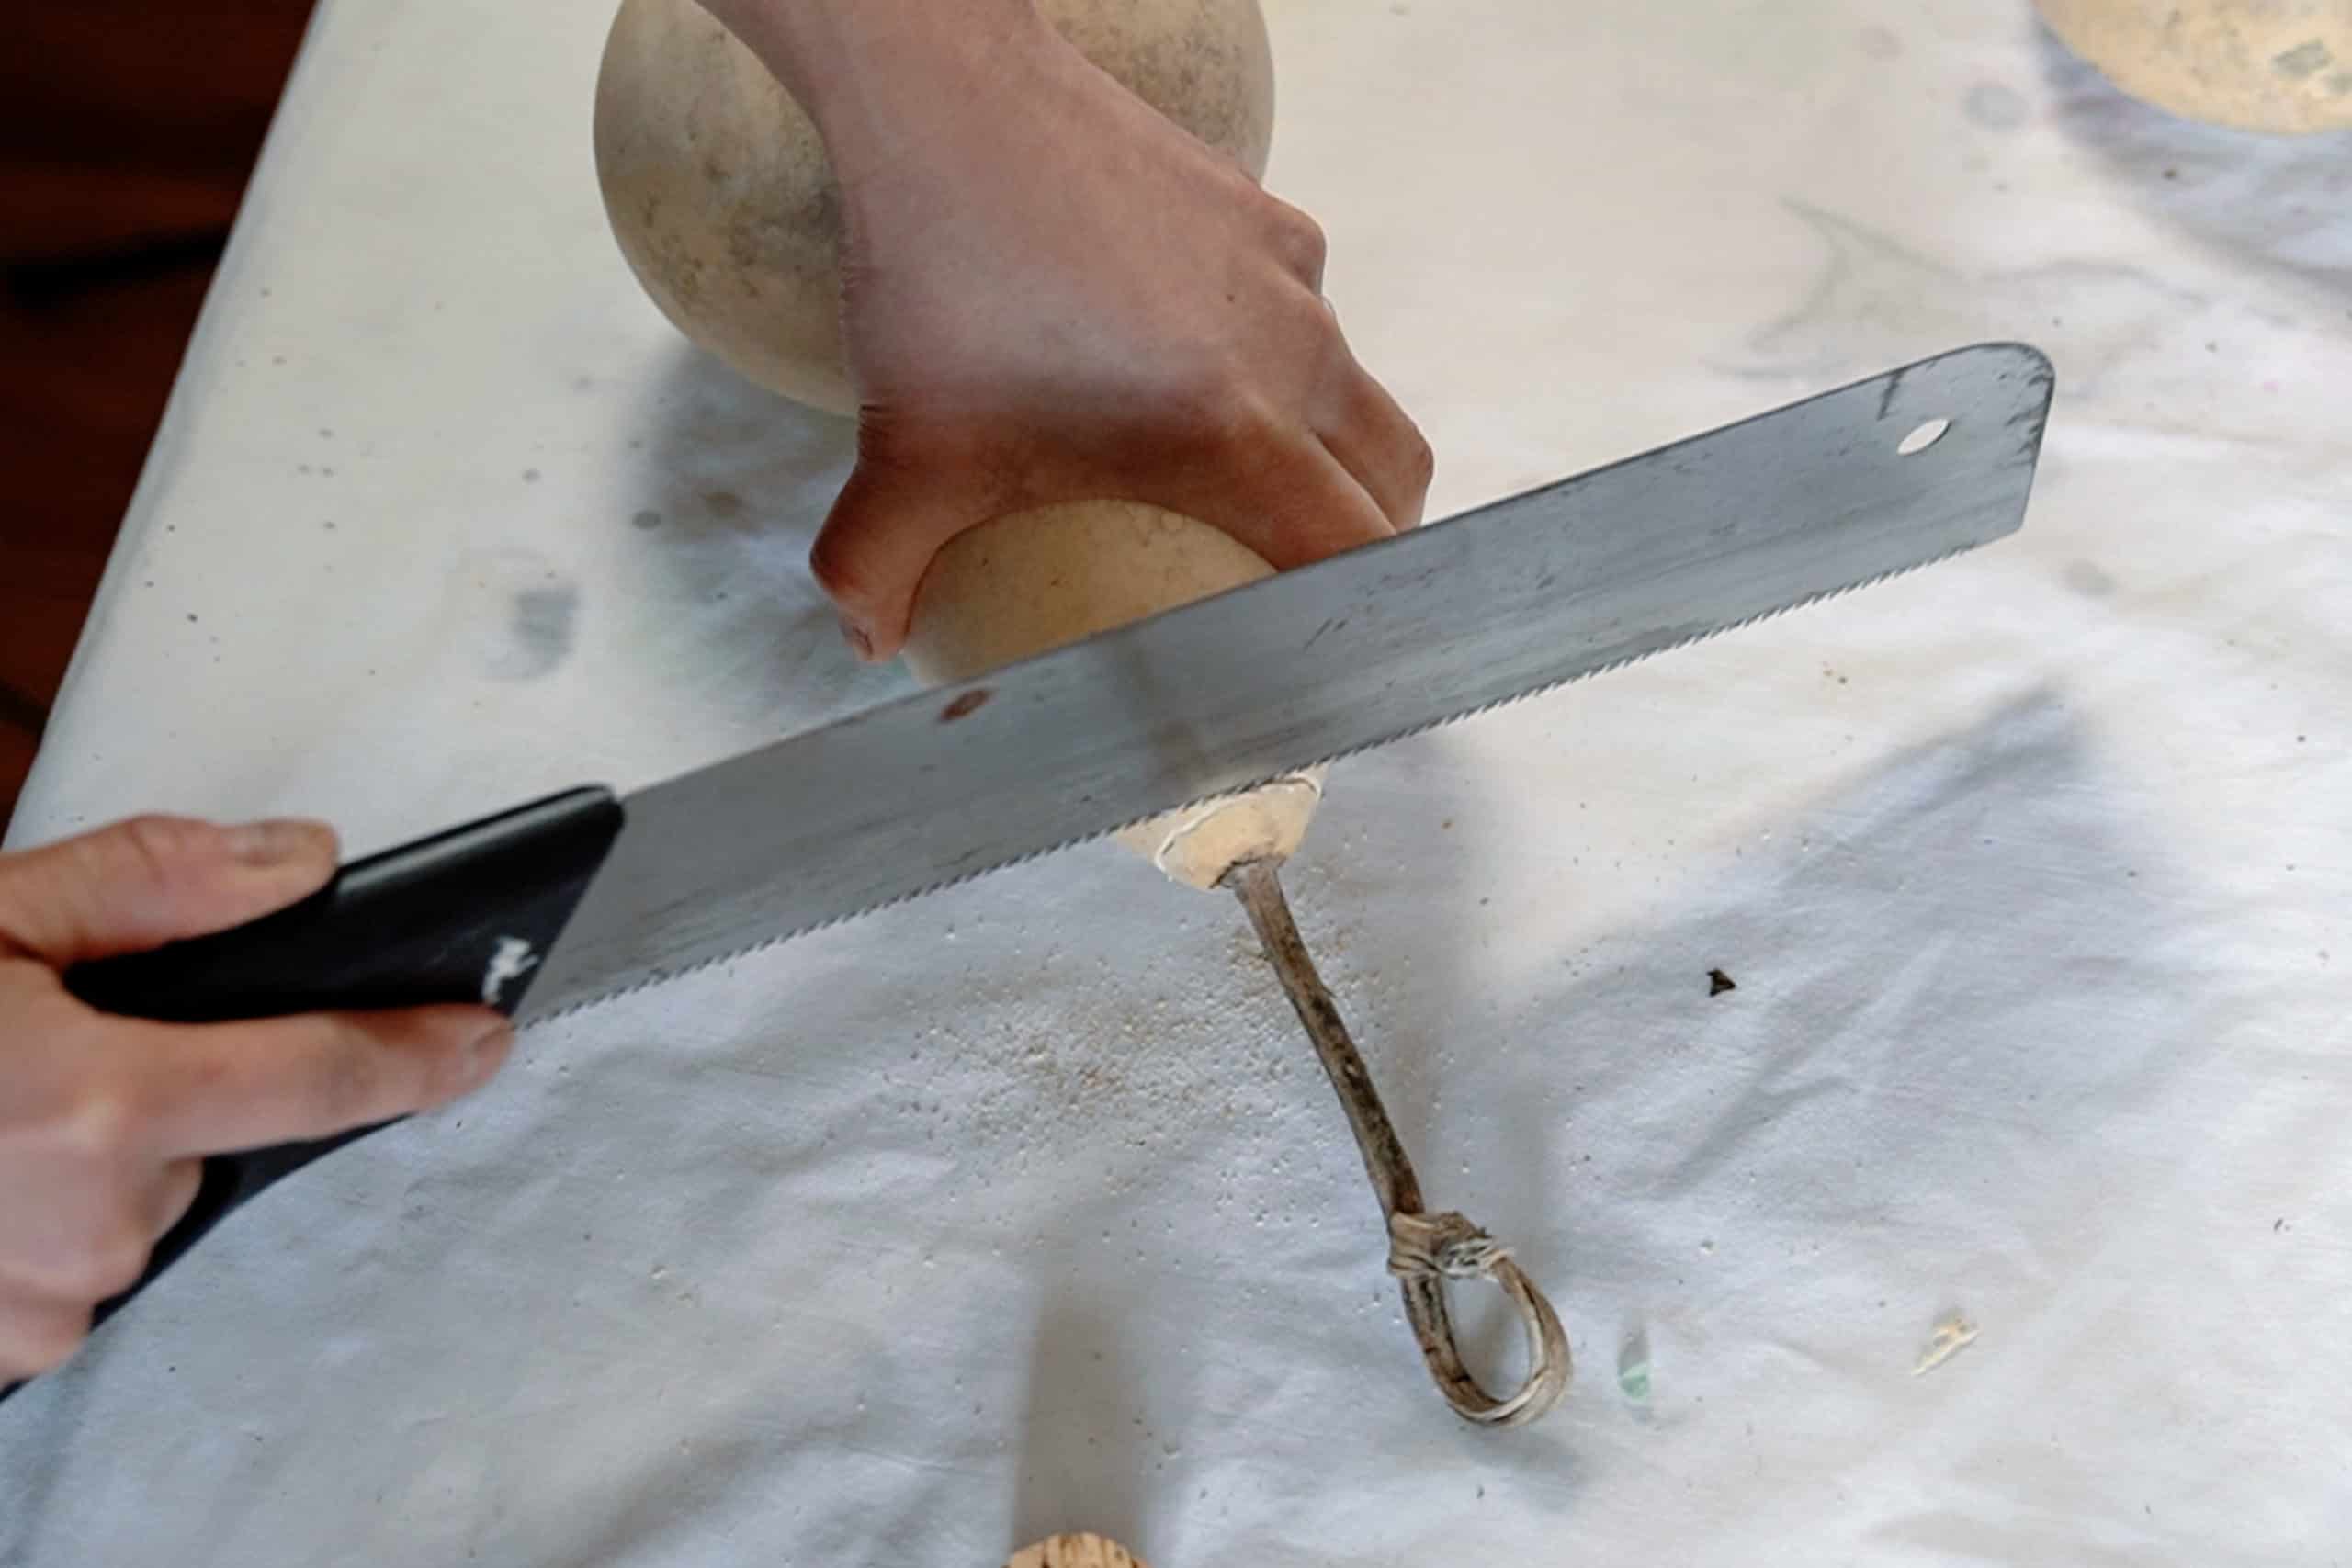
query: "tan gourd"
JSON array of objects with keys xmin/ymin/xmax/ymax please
[
  {"xmin": 2036, "ymin": 0, "xmax": 2352, "ymax": 133},
  {"xmin": 903, "ymin": 502, "xmax": 1324, "ymax": 888},
  {"xmin": 593, "ymin": 0, "xmax": 1277, "ymax": 412}
]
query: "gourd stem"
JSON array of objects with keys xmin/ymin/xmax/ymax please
[{"xmin": 1226, "ymin": 859, "xmax": 1571, "ymax": 1427}]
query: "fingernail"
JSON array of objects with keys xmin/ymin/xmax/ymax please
[
  {"xmin": 839, "ymin": 617, "xmax": 875, "ymax": 661},
  {"xmin": 225, "ymin": 818, "xmax": 328, "ymax": 867}
]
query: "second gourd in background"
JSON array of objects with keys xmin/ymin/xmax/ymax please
[{"xmin": 2035, "ymin": 0, "xmax": 2352, "ymax": 134}]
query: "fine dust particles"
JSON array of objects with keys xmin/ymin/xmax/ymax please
[
  {"xmin": 929, "ymin": 974, "xmax": 1315, "ymax": 1153},
  {"xmin": 880, "ymin": 924, "xmax": 1359, "ymax": 1257}
]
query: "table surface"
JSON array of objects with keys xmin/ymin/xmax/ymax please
[{"xmin": 6, "ymin": 1, "xmax": 2348, "ymax": 1562}]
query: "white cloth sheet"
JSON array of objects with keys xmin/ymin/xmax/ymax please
[{"xmin": 6, "ymin": 0, "xmax": 2348, "ymax": 1562}]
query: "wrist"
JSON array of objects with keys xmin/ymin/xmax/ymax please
[{"xmin": 702, "ymin": 0, "xmax": 1050, "ymax": 164}]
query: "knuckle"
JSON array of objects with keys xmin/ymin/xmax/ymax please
[
  {"xmin": 1269, "ymin": 204, "xmax": 1328, "ymax": 283},
  {"xmin": 58, "ymin": 1087, "xmax": 141, "ymax": 1168},
  {"xmin": 110, "ymin": 815, "xmax": 214, "ymax": 886},
  {"xmin": 1285, "ymin": 285, "xmax": 1340, "ymax": 343},
  {"xmin": 1407, "ymin": 430, "xmax": 1437, "ymax": 488}
]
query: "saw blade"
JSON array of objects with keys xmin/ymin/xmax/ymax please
[{"xmin": 520, "ymin": 342, "xmax": 2052, "ymax": 1022}]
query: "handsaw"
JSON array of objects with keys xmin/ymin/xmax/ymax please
[{"xmin": 7, "ymin": 341, "xmax": 2052, "ymax": 1397}]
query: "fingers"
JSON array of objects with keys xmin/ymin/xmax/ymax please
[
  {"xmin": 0, "ymin": 818, "xmax": 505, "ymax": 1385},
  {"xmin": 812, "ymin": 454, "xmax": 1000, "ymax": 661},
  {"xmin": 811, "ymin": 176, "xmax": 1413, "ymax": 651},
  {"xmin": 1314, "ymin": 352, "xmax": 1435, "ymax": 532},
  {"xmin": 139, "ymin": 1003, "xmax": 512, "ymax": 1157},
  {"xmin": 0, "ymin": 1154, "xmax": 187, "ymax": 1299},
  {"xmin": 819, "ymin": 414, "xmax": 1399, "ymax": 657},
  {"xmin": 0, "ymin": 1163, "xmax": 195, "ymax": 1379},
  {"xmin": 0, "ymin": 816, "xmax": 338, "ymax": 968},
  {"xmin": 0, "ymin": 956, "xmax": 502, "ymax": 1382},
  {"xmin": 1179, "ymin": 434, "xmax": 1398, "ymax": 574},
  {"xmin": 0, "ymin": 1285, "xmax": 89, "ymax": 1381}
]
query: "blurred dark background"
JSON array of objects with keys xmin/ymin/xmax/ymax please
[{"xmin": 2, "ymin": 2, "xmax": 314, "ymax": 826}]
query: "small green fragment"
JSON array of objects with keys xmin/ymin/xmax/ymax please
[{"xmin": 1618, "ymin": 1359, "xmax": 1652, "ymax": 1402}]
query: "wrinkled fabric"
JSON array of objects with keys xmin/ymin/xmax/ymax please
[{"xmin": 6, "ymin": 1, "xmax": 2346, "ymax": 1562}]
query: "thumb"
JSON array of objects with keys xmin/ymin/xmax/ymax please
[
  {"xmin": 0, "ymin": 816, "xmax": 337, "ymax": 968},
  {"xmin": 809, "ymin": 455, "xmax": 996, "ymax": 663}
]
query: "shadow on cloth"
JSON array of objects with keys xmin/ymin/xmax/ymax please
[
  {"xmin": 2029, "ymin": 22, "xmax": 2352, "ymax": 307},
  {"xmin": 1316, "ymin": 684, "xmax": 2196, "ymax": 1429},
  {"xmin": 1007, "ymin": 1296, "xmax": 1183, "ymax": 1559},
  {"xmin": 607, "ymin": 341, "xmax": 905, "ymax": 728}
]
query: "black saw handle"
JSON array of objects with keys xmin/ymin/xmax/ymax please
[{"xmin": 1, "ymin": 786, "xmax": 623, "ymax": 1405}]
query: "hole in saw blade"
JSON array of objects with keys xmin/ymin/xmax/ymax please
[{"xmin": 1897, "ymin": 417, "xmax": 1951, "ymax": 456}]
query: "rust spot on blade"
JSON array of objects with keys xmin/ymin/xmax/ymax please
[{"xmin": 939, "ymin": 688, "xmax": 992, "ymax": 722}]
